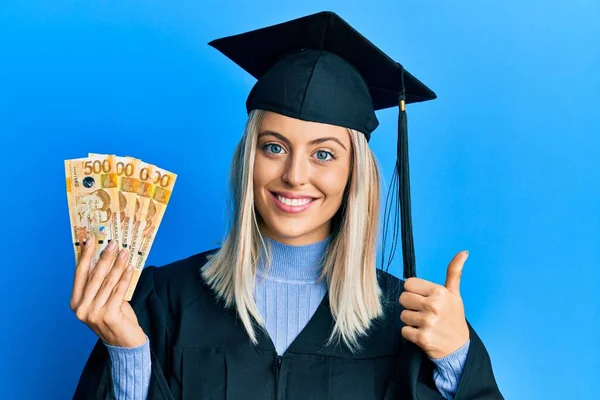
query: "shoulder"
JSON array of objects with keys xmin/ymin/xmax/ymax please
[
  {"xmin": 153, "ymin": 247, "xmax": 219, "ymax": 293},
  {"xmin": 130, "ymin": 247, "xmax": 220, "ymax": 309}
]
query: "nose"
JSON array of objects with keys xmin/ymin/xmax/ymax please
[{"xmin": 281, "ymin": 153, "xmax": 309, "ymax": 187}]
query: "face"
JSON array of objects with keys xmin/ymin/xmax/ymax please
[
  {"xmin": 82, "ymin": 193, "xmax": 102, "ymax": 209},
  {"xmin": 253, "ymin": 111, "xmax": 352, "ymax": 245}
]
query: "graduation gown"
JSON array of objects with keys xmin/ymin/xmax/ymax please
[{"xmin": 73, "ymin": 249, "xmax": 504, "ymax": 399}]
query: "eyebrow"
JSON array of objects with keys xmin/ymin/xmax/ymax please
[{"xmin": 258, "ymin": 130, "xmax": 348, "ymax": 151}]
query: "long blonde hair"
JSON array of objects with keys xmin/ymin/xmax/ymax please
[{"xmin": 201, "ymin": 109, "xmax": 384, "ymax": 352}]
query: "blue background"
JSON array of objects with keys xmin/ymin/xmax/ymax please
[{"xmin": 1, "ymin": 1, "xmax": 598, "ymax": 399}]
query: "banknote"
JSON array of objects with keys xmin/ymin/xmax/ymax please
[
  {"xmin": 124, "ymin": 160, "xmax": 157, "ymax": 300},
  {"xmin": 65, "ymin": 164, "xmax": 85, "ymax": 264},
  {"xmin": 125, "ymin": 163, "xmax": 177, "ymax": 301},
  {"xmin": 66, "ymin": 154, "xmax": 176, "ymax": 300},
  {"xmin": 116, "ymin": 156, "xmax": 143, "ymax": 253},
  {"xmin": 65, "ymin": 155, "xmax": 123, "ymax": 265},
  {"xmin": 89, "ymin": 154, "xmax": 141, "ymax": 252}
]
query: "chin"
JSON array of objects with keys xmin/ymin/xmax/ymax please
[
  {"xmin": 271, "ymin": 223, "xmax": 313, "ymax": 239},
  {"xmin": 260, "ymin": 216, "xmax": 329, "ymax": 245},
  {"xmin": 255, "ymin": 191, "xmax": 334, "ymax": 244}
]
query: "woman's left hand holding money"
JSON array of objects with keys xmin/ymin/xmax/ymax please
[{"xmin": 399, "ymin": 251, "xmax": 471, "ymax": 359}]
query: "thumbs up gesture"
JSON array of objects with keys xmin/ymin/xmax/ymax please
[{"xmin": 399, "ymin": 251, "xmax": 470, "ymax": 359}]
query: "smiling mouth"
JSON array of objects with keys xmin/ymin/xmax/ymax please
[
  {"xmin": 271, "ymin": 192, "xmax": 313, "ymax": 203},
  {"xmin": 269, "ymin": 191, "xmax": 318, "ymax": 213}
]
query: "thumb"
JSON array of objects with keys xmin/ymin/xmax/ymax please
[{"xmin": 444, "ymin": 250, "xmax": 468, "ymax": 294}]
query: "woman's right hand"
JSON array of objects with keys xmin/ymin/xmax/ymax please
[{"xmin": 70, "ymin": 236, "xmax": 147, "ymax": 348}]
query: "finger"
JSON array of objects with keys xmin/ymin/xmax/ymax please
[
  {"xmin": 399, "ymin": 291, "xmax": 428, "ymax": 311},
  {"xmin": 444, "ymin": 250, "xmax": 468, "ymax": 294},
  {"xmin": 91, "ymin": 249, "xmax": 129, "ymax": 311},
  {"xmin": 78, "ymin": 241, "xmax": 119, "ymax": 309},
  {"xmin": 71, "ymin": 234, "xmax": 96, "ymax": 309},
  {"xmin": 104, "ymin": 263, "xmax": 135, "ymax": 315},
  {"xmin": 400, "ymin": 309, "xmax": 425, "ymax": 327},
  {"xmin": 404, "ymin": 277, "xmax": 439, "ymax": 297},
  {"xmin": 401, "ymin": 325, "xmax": 419, "ymax": 345}
]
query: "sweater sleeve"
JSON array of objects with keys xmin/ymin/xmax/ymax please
[
  {"xmin": 429, "ymin": 339, "xmax": 471, "ymax": 400},
  {"xmin": 104, "ymin": 336, "xmax": 152, "ymax": 400}
]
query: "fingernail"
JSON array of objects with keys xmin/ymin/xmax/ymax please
[
  {"xmin": 107, "ymin": 241, "xmax": 117, "ymax": 251},
  {"xmin": 464, "ymin": 250, "xmax": 469, "ymax": 258},
  {"xmin": 119, "ymin": 249, "xmax": 128, "ymax": 259},
  {"xmin": 86, "ymin": 234, "xmax": 93, "ymax": 246}
]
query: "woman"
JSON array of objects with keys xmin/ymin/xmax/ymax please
[{"xmin": 71, "ymin": 12, "xmax": 503, "ymax": 400}]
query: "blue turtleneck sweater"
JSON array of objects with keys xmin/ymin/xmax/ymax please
[
  {"xmin": 254, "ymin": 235, "xmax": 330, "ymax": 354},
  {"xmin": 104, "ymin": 236, "xmax": 470, "ymax": 399}
]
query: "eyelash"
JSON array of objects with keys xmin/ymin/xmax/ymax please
[{"xmin": 262, "ymin": 142, "xmax": 339, "ymax": 163}]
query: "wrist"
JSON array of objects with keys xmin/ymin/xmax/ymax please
[
  {"xmin": 104, "ymin": 331, "xmax": 148, "ymax": 349},
  {"xmin": 429, "ymin": 338, "xmax": 470, "ymax": 362}
]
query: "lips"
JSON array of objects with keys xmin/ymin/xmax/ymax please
[
  {"xmin": 270, "ymin": 191, "xmax": 316, "ymax": 200},
  {"xmin": 269, "ymin": 191, "xmax": 317, "ymax": 214}
]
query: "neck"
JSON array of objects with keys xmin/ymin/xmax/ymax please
[{"xmin": 257, "ymin": 234, "xmax": 331, "ymax": 282}]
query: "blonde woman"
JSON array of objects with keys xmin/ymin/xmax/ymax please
[{"xmin": 71, "ymin": 12, "xmax": 503, "ymax": 400}]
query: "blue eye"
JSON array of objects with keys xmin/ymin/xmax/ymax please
[
  {"xmin": 264, "ymin": 143, "xmax": 284, "ymax": 154},
  {"xmin": 315, "ymin": 150, "xmax": 332, "ymax": 161},
  {"xmin": 262, "ymin": 143, "xmax": 337, "ymax": 163}
]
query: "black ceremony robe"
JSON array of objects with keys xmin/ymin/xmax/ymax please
[{"xmin": 73, "ymin": 249, "xmax": 504, "ymax": 399}]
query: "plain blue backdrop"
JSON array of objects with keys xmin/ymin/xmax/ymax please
[{"xmin": 1, "ymin": 1, "xmax": 598, "ymax": 399}]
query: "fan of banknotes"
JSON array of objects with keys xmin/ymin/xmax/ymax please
[{"xmin": 64, "ymin": 153, "xmax": 177, "ymax": 301}]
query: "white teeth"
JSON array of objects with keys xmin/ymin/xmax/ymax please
[{"xmin": 276, "ymin": 194, "xmax": 312, "ymax": 207}]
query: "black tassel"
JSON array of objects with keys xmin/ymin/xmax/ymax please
[
  {"xmin": 379, "ymin": 65, "xmax": 416, "ymax": 279},
  {"xmin": 398, "ymin": 92, "xmax": 416, "ymax": 279}
]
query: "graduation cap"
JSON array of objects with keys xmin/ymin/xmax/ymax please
[{"xmin": 208, "ymin": 11, "xmax": 437, "ymax": 279}]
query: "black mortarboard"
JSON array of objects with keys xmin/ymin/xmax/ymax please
[{"xmin": 208, "ymin": 11, "xmax": 437, "ymax": 279}]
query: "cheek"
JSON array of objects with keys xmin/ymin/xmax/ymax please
[
  {"xmin": 317, "ymin": 166, "xmax": 349, "ymax": 198},
  {"xmin": 253, "ymin": 154, "xmax": 278, "ymax": 192},
  {"xmin": 253, "ymin": 156, "xmax": 267, "ymax": 188}
]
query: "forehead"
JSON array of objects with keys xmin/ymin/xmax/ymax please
[{"xmin": 260, "ymin": 111, "xmax": 349, "ymax": 142}]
